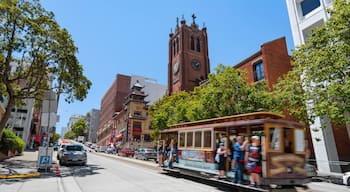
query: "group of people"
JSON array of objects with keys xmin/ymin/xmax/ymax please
[
  {"xmin": 216, "ymin": 135, "xmax": 262, "ymax": 188},
  {"xmin": 157, "ymin": 139, "xmax": 178, "ymax": 168}
]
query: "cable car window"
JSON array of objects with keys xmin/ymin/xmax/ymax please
[
  {"xmin": 195, "ymin": 131, "xmax": 202, "ymax": 148},
  {"xmin": 294, "ymin": 129, "xmax": 305, "ymax": 152},
  {"xmin": 179, "ymin": 132, "xmax": 185, "ymax": 147},
  {"xmin": 187, "ymin": 132, "xmax": 193, "ymax": 147},
  {"xmin": 284, "ymin": 128, "xmax": 294, "ymax": 153},
  {"xmin": 269, "ymin": 127, "xmax": 280, "ymax": 150},
  {"xmin": 203, "ymin": 131, "xmax": 211, "ymax": 148}
]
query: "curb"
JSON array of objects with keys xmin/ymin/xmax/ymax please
[{"xmin": 0, "ymin": 173, "xmax": 40, "ymax": 179}]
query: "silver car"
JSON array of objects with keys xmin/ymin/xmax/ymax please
[
  {"xmin": 134, "ymin": 148, "xmax": 157, "ymax": 161},
  {"xmin": 58, "ymin": 144, "xmax": 87, "ymax": 166}
]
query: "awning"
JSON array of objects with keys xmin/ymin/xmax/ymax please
[{"xmin": 116, "ymin": 134, "xmax": 123, "ymax": 141}]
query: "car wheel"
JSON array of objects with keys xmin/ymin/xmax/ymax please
[{"xmin": 347, "ymin": 177, "xmax": 350, "ymax": 186}]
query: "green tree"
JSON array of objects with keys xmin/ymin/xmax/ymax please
[
  {"xmin": 149, "ymin": 64, "xmax": 275, "ymax": 138},
  {"xmin": 273, "ymin": 0, "xmax": 350, "ymax": 126},
  {"xmin": 64, "ymin": 131, "xmax": 75, "ymax": 140},
  {"xmin": 52, "ymin": 133, "xmax": 60, "ymax": 144},
  {"xmin": 0, "ymin": 0, "xmax": 91, "ymax": 136},
  {"xmin": 72, "ymin": 119, "xmax": 87, "ymax": 137}
]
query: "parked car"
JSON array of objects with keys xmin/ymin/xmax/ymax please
[
  {"xmin": 343, "ymin": 171, "xmax": 350, "ymax": 186},
  {"xmin": 99, "ymin": 146, "xmax": 107, "ymax": 153},
  {"xmin": 90, "ymin": 144, "xmax": 98, "ymax": 152},
  {"xmin": 134, "ymin": 148, "xmax": 157, "ymax": 161},
  {"xmin": 57, "ymin": 144, "xmax": 66, "ymax": 160},
  {"xmin": 53, "ymin": 143, "xmax": 59, "ymax": 151},
  {"xmin": 118, "ymin": 148, "xmax": 135, "ymax": 157},
  {"xmin": 58, "ymin": 144, "xmax": 87, "ymax": 166}
]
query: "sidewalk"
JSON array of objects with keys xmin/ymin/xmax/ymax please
[
  {"xmin": 315, "ymin": 170, "xmax": 344, "ymax": 184},
  {"xmin": 0, "ymin": 150, "xmax": 57, "ymax": 179}
]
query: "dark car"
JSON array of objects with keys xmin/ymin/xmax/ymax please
[
  {"xmin": 118, "ymin": 148, "xmax": 135, "ymax": 157},
  {"xmin": 58, "ymin": 144, "xmax": 87, "ymax": 166},
  {"xmin": 134, "ymin": 148, "xmax": 157, "ymax": 161}
]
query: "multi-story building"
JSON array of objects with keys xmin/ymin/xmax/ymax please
[
  {"xmin": 97, "ymin": 74, "xmax": 166, "ymax": 147},
  {"xmin": 5, "ymin": 99, "xmax": 35, "ymax": 146},
  {"xmin": 60, "ymin": 126, "xmax": 68, "ymax": 138},
  {"xmin": 113, "ymin": 81, "xmax": 153, "ymax": 149},
  {"xmin": 40, "ymin": 90, "xmax": 58, "ymax": 146},
  {"xmin": 286, "ymin": 0, "xmax": 349, "ymax": 173},
  {"xmin": 233, "ymin": 37, "xmax": 292, "ymax": 89},
  {"xmin": 86, "ymin": 109, "xmax": 100, "ymax": 143},
  {"xmin": 97, "ymin": 74, "xmax": 130, "ymax": 146}
]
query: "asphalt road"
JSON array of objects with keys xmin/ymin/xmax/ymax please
[
  {"xmin": 1, "ymin": 151, "xmax": 349, "ymax": 192},
  {"xmin": 58, "ymin": 152, "xmax": 224, "ymax": 192}
]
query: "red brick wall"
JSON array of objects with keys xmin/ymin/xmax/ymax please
[
  {"xmin": 98, "ymin": 74, "xmax": 130, "ymax": 145},
  {"xmin": 261, "ymin": 37, "xmax": 292, "ymax": 89},
  {"xmin": 234, "ymin": 37, "xmax": 291, "ymax": 90}
]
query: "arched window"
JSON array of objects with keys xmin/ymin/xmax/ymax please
[
  {"xmin": 196, "ymin": 38, "xmax": 200, "ymax": 52},
  {"xmin": 190, "ymin": 36, "xmax": 194, "ymax": 50}
]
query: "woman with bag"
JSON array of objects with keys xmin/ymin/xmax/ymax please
[{"xmin": 245, "ymin": 136, "xmax": 262, "ymax": 188}]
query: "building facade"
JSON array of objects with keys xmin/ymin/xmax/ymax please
[
  {"xmin": 114, "ymin": 82, "xmax": 153, "ymax": 149},
  {"xmin": 5, "ymin": 99, "xmax": 35, "ymax": 146},
  {"xmin": 168, "ymin": 15, "xmax": 210, "ymax": 95},
  {"xmin": 233, "ymin": 37, "xmax": 292, "ymax": 89},
  {"xmin": 86, "ymin": 109, "xmax": 100, "ymax": 143},
  {"xmin": 286, "ymin": 0, "xmax": 350, "ymax": 173},
  {"xmin": 97, "ymin": 74, "xmax": 130, "ymax": 146},
  {"xmin": 97, "ymin": 74, "xmax": 166, "ymax": 147},
  {"xmin": 60, "ymin": 126, "xmax": 68, "ymax": 138}
]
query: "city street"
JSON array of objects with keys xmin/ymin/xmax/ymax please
[
  {"xmin": 1, "ymin": 151, "xmax": 349, "ymax": 192},
  {"xmin": 0, "ymin": 152, "xmax": 226, "ymax": 192}
]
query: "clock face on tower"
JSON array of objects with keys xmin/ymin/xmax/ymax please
[
  {"xmin": 191, "ymin": 59, "xmax": 201, "ymax": 71},
  {"xmin": 173, "ymin": 61, "xmax": 180, "ymax": 74}
]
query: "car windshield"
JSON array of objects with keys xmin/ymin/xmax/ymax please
[{"xmin": 66, "ymin": 145, "xmax": 83, "ymax": 151}]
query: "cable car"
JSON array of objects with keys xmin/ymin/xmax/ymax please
[{"xmin": 160, "ymin": 112, "xmax": 310, "ymax": 187}]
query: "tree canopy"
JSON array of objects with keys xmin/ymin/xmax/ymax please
[
  {"xmin": 71, "ymin": 119, "xmax": 87, "ymax": 137},
  {"xmin": 273, "ymin": 0, "xmax": 350, "ymax": 127},
  {"xmin": 52, "ymin": 133, "xmax": 60, "ymax": 144},
  {"xmin": 0, "ymin": 0, "xmax": 91, "ymax": 135},
  {"xmin": 149, "ymin": 64, "xmax": 276, "ymax": 140},
  {"xmin": 64, "ymin": 130, "xmax": 75, "ymax": 140}
]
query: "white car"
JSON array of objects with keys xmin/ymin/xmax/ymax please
[{"xmin": 343, "ymin": 171, "xmax": 350, "ymax": 186}]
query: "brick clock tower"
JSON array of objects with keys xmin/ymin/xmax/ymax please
[{"xmin": 168, "ymin": 14, "xmax": 210, "ymax": 95}]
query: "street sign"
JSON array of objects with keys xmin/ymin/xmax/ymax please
[{"xmin": 38, "ymin": 147, "xmax": 53, "ymax": 170}]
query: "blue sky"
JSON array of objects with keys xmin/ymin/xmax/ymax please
[{"xmin": 40, "ymin": 1, "xmax": 294, "ymax": 134}]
